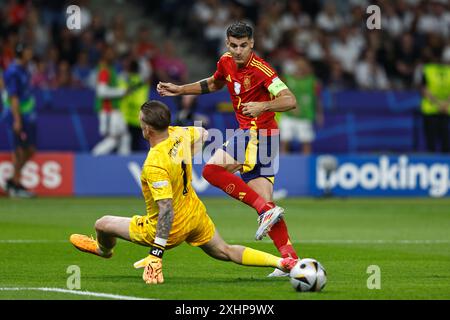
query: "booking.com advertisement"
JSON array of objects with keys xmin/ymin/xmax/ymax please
[
  {"xmin": 1, "ymin": 153, "xmax": 449, "ymax": 198},
  {"xmin": 312, "ymin": 155, "xmax": 450, "ymax": 198}
]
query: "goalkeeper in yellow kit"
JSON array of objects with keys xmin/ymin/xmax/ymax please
[{"xmin": 70, "ymin": 100, "xmax": 297, "ymax": 284}]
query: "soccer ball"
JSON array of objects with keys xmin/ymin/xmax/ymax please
[{"xmin": 289, "ymin": 258, "xmax": 327, "ymax": 292}]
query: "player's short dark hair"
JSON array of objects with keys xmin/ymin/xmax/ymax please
[
  {"xmin": 140, "ymin": 100, "xmax": 171, "ymax": 131},
  {"xmin": 226, "ymin": 22, "xmax": 253, "ymax": 39}
]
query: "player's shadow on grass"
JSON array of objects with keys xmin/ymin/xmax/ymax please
[
  {"xmin": 83, "ymin": 275, "xmax": 138, "ymax": 282},
  {"xmin": 169, "ymin": 275, "xmax": 286, "ymax": 284}
]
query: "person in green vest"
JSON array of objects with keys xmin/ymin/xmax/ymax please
[
  {"xmin": 421, "ymin": 61, "xmax": 450, "ymax": 153},
  {"xmin": 119, "ymin": 59, "xmax": 150, "ymax": 152},
  {"xmin": 92, "ymin": 46, "xmax": 131, "ymax": 156},
  {"xmin": 279, "ymin": 57, "xmax": 323, "ymax": 154}
]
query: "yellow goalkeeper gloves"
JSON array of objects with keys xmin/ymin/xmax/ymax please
[{"xmin": 133, "ymin": 244, "xmax": 165, "ymax": 284}]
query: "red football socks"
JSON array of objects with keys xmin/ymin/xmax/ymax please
[
  {"xmin": 202, "ymin": 164, "xmax": 272, "ymax": 214},
  {"xmin": 202, "ymin": 164, "xmax": 299, "ymax": 259},
  {"xmin": 268, "ymin": 219, "xmax": 298, "ymax": 259},
  {"xmin": 203, "ymin": 164, "xmax": 298, "ymax": 259}
]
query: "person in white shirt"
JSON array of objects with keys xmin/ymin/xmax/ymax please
[{"xmin": 355, "ymin": 49, "xmax": 390, "ymax": 90}]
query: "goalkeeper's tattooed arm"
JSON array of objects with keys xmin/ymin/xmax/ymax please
[
  {"xmin": 135, "ymin": 198, "xmax": 173, "ymax": 261},
  {"xmin": 155, "ymin": 198, "xmax": 174, "ymax": 242},
  {"xmin": 134, "ymin": 198, "xmax": 173, "ymax": 284}
]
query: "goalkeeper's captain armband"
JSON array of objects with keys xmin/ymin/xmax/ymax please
[{"xmin": 149, "ymin": 237, "xmax": 167, "ymax": 258}]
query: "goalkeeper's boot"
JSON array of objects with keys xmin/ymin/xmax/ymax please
[
  {"xmin": 69, "ymin": 234, "xmax": 112, "ymax": 258},
  {"xmin": 255, "ymin": 206, "xmax": 284, "ymax": 240},
  {"xmin": 270, "ymin": 257, "xmax": 298, "ymax": 277}
]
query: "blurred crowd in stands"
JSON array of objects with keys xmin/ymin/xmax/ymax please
[
  {"xmin": 0, "ymin": 0, "xmax": 449, "ymax": 92},
  {"xmin": 153, "ymin": 0, "xmax": 450, "ymax": 90},
  {"xmin": 1, "ymin": 0, "xmax": 161, "ymax": 90}
]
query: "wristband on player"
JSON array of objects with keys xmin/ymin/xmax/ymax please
[{"xmin": 149, "ymin": 237, "xmax": 167, "ymax": 258}]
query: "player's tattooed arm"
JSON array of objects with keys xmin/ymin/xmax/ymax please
[
  {"xmin": 200, "ymin": 79, "xmax": 210, "ymax": 94},
  {"xmin": 155, "ymin": 198, "xmax": 174, "ymax": 240},
  {"xmin": 134, "ymin": 198, "xmax": 172, "ymax": 283},
  {"xmin": 175, "ymin": 76, "xmax": 225, "ymax": 95},
  {"xmin": 157, "ymin": 76, "xmax": 225, "ymax": 96},
  {"xmin": 207, "ymin": 76, "xmax": 226, "ymax": 92},
  {"xmin": 198, "ymin": 76, "xmax": 225, "ymax": 94}
]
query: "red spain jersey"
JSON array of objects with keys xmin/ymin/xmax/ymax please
[{"xmin": 213, "ymin": 52, "xmax": 284, "ymax": 134}]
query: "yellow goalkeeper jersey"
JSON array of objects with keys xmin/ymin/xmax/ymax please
[{"xmin": 140, "ymin": 126, "xmax": 206, "ymax": 237}]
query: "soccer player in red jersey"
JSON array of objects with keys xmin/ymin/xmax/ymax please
[{"xmin": 157, "ymin": 22, "xmax": 299, "ymax": 276}]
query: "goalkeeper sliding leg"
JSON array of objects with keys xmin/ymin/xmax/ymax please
[
  {"xmin": 70, "ymin": 215, "xmax": 131, "ymax": 258},
  {"xmin": 199, "ymin": 230, "xmax": 297, "ymax": 273},
  {"xmin": 70, "ymin": 216, "xmax": 297, "ymax": 274}
]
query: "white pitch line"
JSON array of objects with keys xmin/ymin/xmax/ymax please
[
  {"xmin": 0, "ymin": 287, "xmax": 154, "ymax": 300},
  {"xmin": 0, "ymin": 240, "xmax": 67, "ymax": 243}
]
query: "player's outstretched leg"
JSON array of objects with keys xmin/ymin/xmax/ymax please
[
  {"xmin": 70, "ymin": 215, "xmax": 132, "ymax": 258},
  {"xmin": 202, "ymin": 162, "xmax": 276, "ymax": 215},
  {"xmin": 247, "ymin": 178, "xmax": 299, "ymax": 277},
  {"xmin": 203, "ymin": 150, "xmax": 299, "ymax": 272},
  {"xmin": 199, "ymin": 230, "xmax": 298, "ymax": 273}
]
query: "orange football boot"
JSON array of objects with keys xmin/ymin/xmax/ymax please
[{"xmin": 69, "ymin": 234, "xmax": 112, "ymax": 258}]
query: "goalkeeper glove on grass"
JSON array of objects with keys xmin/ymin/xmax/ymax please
[{"xmin": 134, "ymin": 244, "xmax": 165, "ymax": 284}]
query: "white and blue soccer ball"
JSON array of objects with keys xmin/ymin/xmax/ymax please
[{"xmin": 289, "ymin": 258, "xmax": 327, "ymax": 292}]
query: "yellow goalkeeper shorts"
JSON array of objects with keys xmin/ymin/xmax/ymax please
[{"xmin": 129, "ymin": 210, "xmax": 215, "ymax": 249}]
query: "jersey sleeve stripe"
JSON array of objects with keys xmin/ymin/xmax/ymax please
[
  {"xmin": 251, "ymin": 62, "xmax": 274, "ymax": 77},
  {"xmin": 250, "ymin": 60, "xmax": 275, "ymax": 76},
  {"xmin": 251, "ymin": 59, "xmax": 272, "ymax": 70},
  {"xmin": 253, "ymin": 65, "xmax": 273, "ymax": 77}
]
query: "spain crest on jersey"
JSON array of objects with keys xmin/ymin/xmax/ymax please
[
  {"xmin": 234, "ymin": 82, "xmax": 241, "ymax": 95},
  {"xmin": 243, "ymin": 75, "xmax": 251, "ymax": 91}
]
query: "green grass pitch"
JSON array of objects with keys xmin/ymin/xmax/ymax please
[{"xmin": 0, "ymin": 197, "xmax": 449, "ymax": 300}]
